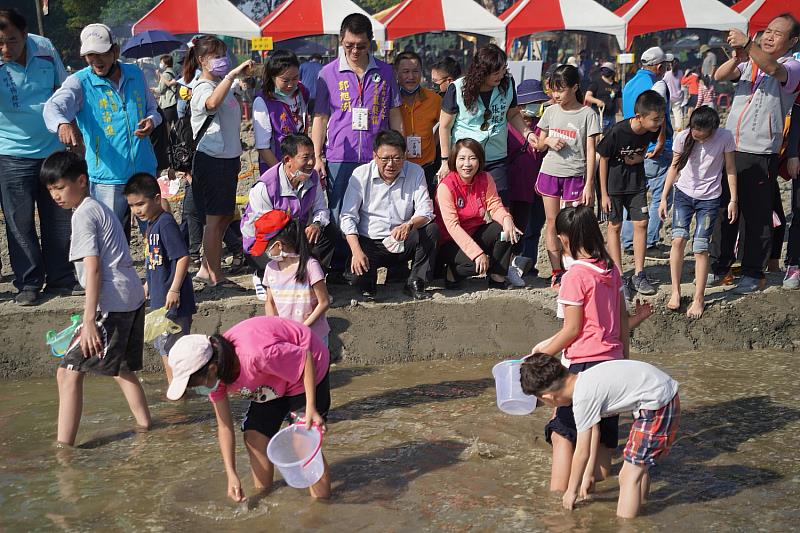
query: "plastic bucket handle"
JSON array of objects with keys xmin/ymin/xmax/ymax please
[{"xmin": 290, "ymin": 420, "xmax": 324, "ymax": 468}]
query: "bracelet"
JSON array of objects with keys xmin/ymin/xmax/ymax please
[
  {"xmin": 223, "ymin": 74, "xmax": 234, "ymax": 82},
  {"xmin": 729, "ymin": 200, "xmax": 738, "ymax": 203},
  {"xmin": 169, "ymin": 289, "xmax": 180, "ymax": 294},
  {"xmin": 441, "ymin": 156, "xmax": 449, "ymax": 161}
]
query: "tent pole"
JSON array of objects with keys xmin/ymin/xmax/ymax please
[{"xmin": 33, "ymin": 0, "xmax": 44, "ymax": 36}]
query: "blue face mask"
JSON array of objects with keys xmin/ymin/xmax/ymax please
[
  {"xmin": 400, "ymin": 84, "xmax": 421, "ymax": 96},
  {"xmin": 274, "ymin": 87, "xmax": 294, "ymax": 98},
  {"xmin": 194, "ymin": 379, "xmax": 220, "ymax": 396}
]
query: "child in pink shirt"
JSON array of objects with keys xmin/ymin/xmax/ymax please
[
  {"xmin": 261, "ymin": 217, "xmax": 331, "ymax": 345},
  {"xmin": 531, "ymin": 205, "xmax": 629, "ymax": 494},
  {"xmin": 165, "ymin": 316, "xmax": 331, "ymax": 502}
]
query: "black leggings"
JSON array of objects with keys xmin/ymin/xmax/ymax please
[{"xmin": 438, "ymin": 222, "xmax": 512, "ymax": 280}]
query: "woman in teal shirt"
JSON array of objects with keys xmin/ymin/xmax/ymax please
[{"xmin": 437, "ymin": 44, "xmax": 539, "ymax": 205}]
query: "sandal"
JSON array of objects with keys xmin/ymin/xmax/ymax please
[
  {"xmin": 228, "ymin": 252, "xmax": 247, "ymax": 275},
  {"xmin": 209, "ymin": 278, "xmax": 247, "ymax": 292}
]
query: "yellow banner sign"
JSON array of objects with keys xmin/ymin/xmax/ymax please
[{"xmin": 251, "ymin": 37, "xmax": 274, "ymax": 51}]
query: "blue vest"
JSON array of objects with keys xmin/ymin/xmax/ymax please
[
  {"xmin": 450, "ymin": 76, "xmax": 515, "ymax": 162},
  {"xmin": 74, "ymin": 63, "xmax": 157, "ymax": 185},
  {"xmin": 622, "ymin": 69, "xmax": 673, "ymax": 154}
]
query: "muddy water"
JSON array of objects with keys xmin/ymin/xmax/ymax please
[{"xmin": 1, "ymin": 351, "xmax": 798, "ymax": 532}]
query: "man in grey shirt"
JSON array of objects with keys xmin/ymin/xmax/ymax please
[
  {"xmin": 700, "ymin": 45, "xmax": 717, "ymax": 78},
  {"xmin": 340, "ymin": 130, "xmax": 439, "ymax": 300}
]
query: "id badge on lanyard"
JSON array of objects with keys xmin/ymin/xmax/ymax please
[
  {"xmin": 406, "ymin": 135, "xmax": 422, "ymax": 158},
  {"xmin": 352, "ymin": 76, "xmax": 369, "ymax": 131}
]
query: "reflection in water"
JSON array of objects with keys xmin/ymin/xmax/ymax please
[{"xmin": 1, "ymin": 351, "xmax": 798, "ymax": 531}]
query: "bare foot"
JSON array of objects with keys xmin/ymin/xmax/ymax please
[
  {"xmin": 686, "ymin": 299, "xmax": 705, "ymax": 319},
  {"xmin": 666, "ymin": 292, "xmax": 681, "ymax": 311}
]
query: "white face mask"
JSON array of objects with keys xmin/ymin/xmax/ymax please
[
  {"xmin": 291, "ymin": 168, "xmax": 311, "ymax": 181},
  {"xmin": 267, "ymin": 242, "xmax": 299, "ymax": 262},
  {"xmin": 160, "ymin": 62, "xmax": 166, "ymax": 70}
]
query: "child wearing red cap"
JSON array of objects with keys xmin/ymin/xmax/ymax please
[{"xmin": 254, "ymin": 210, "xmax": 331, "ymax": 346}]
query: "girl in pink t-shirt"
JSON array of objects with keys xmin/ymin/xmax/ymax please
[
  {"xmin": 531, "ymin": 205, "xmax": 629, "ymax": 494},
  {"xmin": 165, "ymin": 317, "xmax": 331, "ymax": 502},
  {"xmin": 658, "ymin": 107, "xmax": 737, "ymax": 319},
  {"xmin": 262, "ymin": 220, "xmax": 331, "ymax": 345}
]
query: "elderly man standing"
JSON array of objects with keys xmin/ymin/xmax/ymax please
[
  {"xmin": 710, "ymin": 14, "xmax": 800, "ymax": 294},
  {"xmin": 340, "ymin": 130, "xmax": 439, "ymax": 301},
  {"xmin": 44, "ymin": 23, "xmax": 160, "ymax": 230},
  {"xmin": 0, "ymin": 8, "xmax": 78, "ymax": 305}
]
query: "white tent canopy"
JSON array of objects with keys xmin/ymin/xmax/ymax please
[
  {"xmin": 132, "ymin": 0, "xmax": 261, "ymax": 39},
  {"xmin": 260, "ymin": 0, "xmax": 386, "ymax": 42},
  {"xmin": 376, "ymin": 0, "xmax": 505, "ymax": 43}
]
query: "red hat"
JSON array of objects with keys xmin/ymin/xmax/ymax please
[{"xmin": 250, "ymin": 210, "xmax": 291, "ymax": 257}]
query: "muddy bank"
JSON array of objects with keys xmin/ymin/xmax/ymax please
[{"xmin": 1, "ymin": 277, "xmax": 798, "ymax": 379}]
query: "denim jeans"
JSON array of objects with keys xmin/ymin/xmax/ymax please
[
  {"xmin": 89, "ymin": 182, "xmax": 129, "ymax": 225},
  {"xmin": 521, "ymin": 194, "xmax": 546, "ymax": 266},
  {"xmin": 671, "ymin": 188, "xmax": 720, "ymax": 254},
  {"xmin": 0, "ymin": 155, "xmax": 75, "ymax": 291},
  {"xmin": 622, "ymin": 152, "xmax": 673, "ymax": 249},
  {"xmin": 326, "ymin": 161, "xmax": 361, "ymax": 224}
]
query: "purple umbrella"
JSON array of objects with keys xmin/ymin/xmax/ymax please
[{"xmin": 122, "ymin": 30, "xmax": 183, "ymax": 59}]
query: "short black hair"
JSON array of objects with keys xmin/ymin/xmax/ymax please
[
  {"xmin": 0, "ymin": 8, "xmax": 27, "ymax": 33},
  {"xmin": 40, "ymin": 151, "xmax": 88, "ymax": 186},
  {"xmin": 280, "ymin": 133, "xmax": 315, "ymax": 158},
  {"xmin": 777, "ymin": 12, "xmax": 800, "ymax": 39},
  {"xmin": 520, "ymin": 353, "xmax": 569, "ymax": 397},
  {"xmin": 310, "ymin": 53, "xmax": 322, "ymax": 61},
  {"xmin": 373, "ymin": 129, "xmax": 406, "ymax": 153},
  {"xmin": 123, "ymin": 172, "xmax": 160, "ymax": 199},
  {"xmin": 262, "ymin": 49, "xmax": 300, "ymax": 95},
  {"xmin": 431, "ymin": 56, "xmax": 462, "ymax": 79},
  {"xmin": 634, "ymin": 89, "xmax": 666, "ymax": 116},
  {"xmin": 395, "ymin": 51, "xmax": 422, "ymax": 68},
  {"xmin": 340, "ymin": 13, "xmax": 373, "ymax": 41},
  {"xmin": 159, "ymin": 54, "xmax": 173, "ymax": 68}
]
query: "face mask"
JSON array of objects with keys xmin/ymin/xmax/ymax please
[
  {"xmin": 291, "ymin": 168, "xmax": 311, "ymax": 181},
  {"xmin": 99, "ymin": 60, "xmax": 118, "ymax": 79},
  {"xmin": 400, "ymin": 84, "xmax": 421, "ymax": 96},
  {"xmin": 274, "ymin": 86, "xmax": 293, "ymax": 98},
  {"xmin": 208, "ymin": 57, "xmax": 230, "ymax": 77},
  {"xmin": 267, "ymin": 243, "xmax": 299, "ymax": 262},
  {"xmin": 194, "ymin": 379, "xmax": 220, "ymax": 396},
  {"xmin": 160, "ymin": 62, "xmax": 166, "ymax": 70}
]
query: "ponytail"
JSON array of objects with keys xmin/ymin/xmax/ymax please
[
  {"xmin": 676, "ymin": 106, "xmax": 720, "ymax": 172},
  {"xmin": 272, "ymin": 219, "xmax": 313, "ymax": 283},
  {"xmin": 555, "ymin": 205, "xmax": 615, "ymax": 269},
  {"xmin": 209, "ymin": 334, "xmax": 237, "ymax": 383}
]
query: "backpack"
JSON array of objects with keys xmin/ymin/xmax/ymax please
[{"xmin": 168, "ymin": 81, "xmax": 215, "ymax": 172}]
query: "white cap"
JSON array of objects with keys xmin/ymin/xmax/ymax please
[
  {"xmin": 641, "ymin": 46, "xmax": 666, "ymax": 67},
  {"xmin": 665, "ymin": 52, "xmax": 675, "ymax": 62},
  {"xmin": 600, "ymin": 61, "xmax": 615, "ymax": 71},
  {"xmin": 166, "ymin": 335, "xmax": 213, "ymax": 400},
  {"xmin": 80, "ymin": 23, "xmax": 114, "ymax": 56}
]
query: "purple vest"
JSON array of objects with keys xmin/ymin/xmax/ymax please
[
  {"xmin": 318, "ymin": 57, "xmax": 399, "ymax": 164},
  {"xmin": 241, "ymin": 163, "xmax": 319, "ymax": 254},
  {"xmin": 256, "ymin": 85, "xmax": 310, "ymax": 174}
]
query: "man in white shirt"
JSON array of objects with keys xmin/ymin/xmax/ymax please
[{"xmin": 340, "ymin": 129, "xmax": 439, "ymax": 300}]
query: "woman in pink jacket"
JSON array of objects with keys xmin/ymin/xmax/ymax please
[{"xmin": 435, "ymin": 138, "xmax": 522, "ymax": 289}]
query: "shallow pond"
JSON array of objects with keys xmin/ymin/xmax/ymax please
[{"xmin": 1, "ymin": 350, "xmax": 798, "ymax": 532}]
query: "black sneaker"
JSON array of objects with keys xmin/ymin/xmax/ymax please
[
  {"xmin": 15, "ymin": 289, "xmax": 39, "ymax": 306},
  {"xmin": 631, "ymin": 271, "xmax": 657, "ymax": 295},
  {"xmin": 645, "ymin": 245, "xmax": 669, "ymax": 259},
  {"xmin": 622, "ymin": 276, "xmax": 634, "ymax": 301},
  {"xmin": 45, "ymin": 283, "xmax": 85, "ymax": 296}
]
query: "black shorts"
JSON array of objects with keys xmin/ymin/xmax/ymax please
[
  {"xmin": 545, "ymin": 361, "xmax": 620, "ymax": 449},
  {"xmin": 191, "ymin": 151, "xmax": 240, "ymax": 216},
  {"xmin": 608, "ymin": 190, "xmax": 649, "ymax": 223},
  {"xmin": 59, "ymin": 304, "xmax": 146, "ymax": 377},
  {"xmin": 241, "ymin": 372, "xmax": 331, "ymax": 438}
]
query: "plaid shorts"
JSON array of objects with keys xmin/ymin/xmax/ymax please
[{"xmin": 623, "ymin": 393, "xmax": 681, "ymax": 466}]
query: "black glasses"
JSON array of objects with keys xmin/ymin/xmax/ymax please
[
  {"xmin": 377, "ymin": 156, "xmax": 404, "ymax": 164},
  {"xmin": 343, "ymin": 43, "xmax": 369, "ymax": 51},
  {"xmin": 480, "ymin": 109, "xmax": 492, "ymax": 131}
]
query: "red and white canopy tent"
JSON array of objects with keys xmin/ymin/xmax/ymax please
[
  {"xmin": 259, "ymin": 0, "xmax": 386, "ymax": 42},
  {"xmin": 374, "ymin": 0, "xmax": 505, "ymax": 44},
  {"xmin": 732, "ymin": 0, "xmax": 800, "ymax": 34},
  {"xmin": 501, "ymin": 0, "xmax": 627, "ymax": 51},
  {"xmin": 616, "ymin": 0, "xmax": 748, "ymax": 50},
  {"xmin": 132, "ymin": 0, "xmax": 261, "ymax": 39}
]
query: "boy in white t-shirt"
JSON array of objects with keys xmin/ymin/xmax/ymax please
[{"xmin": 520, "ymin": 354, "xmax": 680, "ymax": 518}]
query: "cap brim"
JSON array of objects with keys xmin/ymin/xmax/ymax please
[
  {"xmin": 80, "ymin": 42, "xmax": 113, "ymax": 56},
  {"xmin": 166, "ymin": 374, "xmax": 191, "ymax": 401},
  {"xmin": 519, "ymin": 92, "xmax": 549, "ymax": 104}
]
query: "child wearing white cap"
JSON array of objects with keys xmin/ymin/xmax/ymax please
[{"xmin": 167, "ymin": 316, "xmax": 331, "ymax": 501}]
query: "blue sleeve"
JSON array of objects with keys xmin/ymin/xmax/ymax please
[
  {"xmin": 314, "ymin": 76, "xmax": 331, "ymax": 116},
  {"xmin": 43, "ymin": 74, "xmax": 84, "ymax": 133}
]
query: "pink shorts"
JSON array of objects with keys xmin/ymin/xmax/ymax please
[{"xmin": 536, "ymin": 172, "xmax": 585, "ymax": 201}]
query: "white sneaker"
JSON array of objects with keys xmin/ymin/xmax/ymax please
[
  {"xmin": 507, "ymin": 257, "xmax": 527, "ymax": 288},
  {"xmin": 783, "ymin": 265, "xmax": 800, "ymax": 290}
]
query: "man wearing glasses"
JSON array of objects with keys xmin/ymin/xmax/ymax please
[
  {"xmin": 339, "ymin": 130, "xmax": 439, "ymax": 301},
  {"xmin": 312, "ymin": 13, "xmax": 403, "ymax": 226}
]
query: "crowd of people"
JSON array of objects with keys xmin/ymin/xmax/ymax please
[{"xmin": 1, "ymin": 5, "xmax": 799, "ymax": 520}]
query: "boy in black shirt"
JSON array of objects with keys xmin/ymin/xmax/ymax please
[
  {"xmin": 598, "ymin": 90, "xmax": 665, "ymax": 297},
  {"xmin": 125, "ymin": 173, "xmax": 196, "ymax": 386}
]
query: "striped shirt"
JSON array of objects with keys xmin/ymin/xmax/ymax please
[{"xmin": 262, "ymin": 257, "xmax": 329, "ymax": 341}]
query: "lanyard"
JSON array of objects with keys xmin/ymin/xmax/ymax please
[
  {"xmin": 280, "ymin": 92, "xmax": 303, "ymax": 129},
  {"xmin": 356, "ymin": 76, "xmax": 366, "ymax": 107},
  {"xmin": 750, "ymin": 60, "xmax": 766, "ymax": 96}
]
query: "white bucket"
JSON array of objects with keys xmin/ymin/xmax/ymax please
[
  {"xmin": 492, "ymin": 360, "xmax": 537, "ymax": 415},
  {"xmin": 266, "ymin": 423, "xmax": 325, "ymax": 488}
]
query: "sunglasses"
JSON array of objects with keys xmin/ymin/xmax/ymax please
[{"xmin": 480, "ymin": 109, "xmax": 492, "ymax": 131}]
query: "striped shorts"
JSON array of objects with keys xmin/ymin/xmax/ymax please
[{"xmin": 623, "ymin": 393, "xmax": 681, "ymax": 466}]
